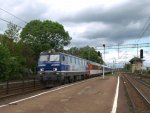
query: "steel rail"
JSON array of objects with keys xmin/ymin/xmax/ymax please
[
  {"xmin": 135, "ymin": 78, "xmax": 150, "ymax": 88},
  {"xmin": 122, "ymin": 76, "xmax": 137, "ymax": 113},
  {"xmin": 125, "ymin": 75, "xmax": 150, "ymax": 106}
]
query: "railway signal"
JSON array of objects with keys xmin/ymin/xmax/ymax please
[
  {"xmin": 97, "ymin": 51, "xmax": 100, "ymax": 56},
  {"xmin": 140, "ymin": 49, "xmax": 143, "ymax": 58}
]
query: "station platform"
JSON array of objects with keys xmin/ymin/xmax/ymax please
[{"xmin": 0, "ymin": 75, "xmax": 131, "ymax": 113}]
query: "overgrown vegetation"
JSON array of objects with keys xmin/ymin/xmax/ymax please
[
  {"xmin": 0, "ymin": 20, "xmax": 71, "ymax": 81},
  {"xmin": 123, "ymin": 63, "xmax": 132, "ymax": 72},
  {"xmin": 0, "ymin": 20, "xmax": 103, "ymax": 81}
]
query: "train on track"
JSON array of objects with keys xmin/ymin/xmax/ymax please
[{"xmin": 37, "ymin": 51, "xmax": 112, "ymax": 87}]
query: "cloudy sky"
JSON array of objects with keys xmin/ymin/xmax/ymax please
[{"xmin": 1, "ymin": 0, "xmax": 150, "ymax": 67}]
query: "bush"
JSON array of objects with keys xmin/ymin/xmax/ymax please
[
  {"xmin": 0, "ymin": 44, "xmax": 11, "ymax": 80},
  {"xmin": 0, "ymin": 45, "xmax": 24, "ymax": 81}
]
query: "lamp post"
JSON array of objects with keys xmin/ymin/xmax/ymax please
[
  {"xmin": 112, "ymin": 60, "xmax": 114, "ymax": 75},
  {"xmin": 113, "ymin": 58, "xmax": 116, "ymax": 74},
  {"xmin": 103, "ymin": 44, "xmax": 105, "ymax": 79}
]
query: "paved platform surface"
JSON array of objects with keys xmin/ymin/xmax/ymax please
[
  {"xmin": 117, "ymin": 75, "xmax": 133, "ymax": 113},
  {"xmin": 0, "ymin": 76, "xmax": 118, "ymax": 113}
]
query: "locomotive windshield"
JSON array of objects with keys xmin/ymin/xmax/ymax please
[
  {"xmin": 39, "ymin": 54, "xmax": 49, "ymax": 61},
  {"xmin": 49, "ymin": 55, "xmax": 60, "ymax": 61}
]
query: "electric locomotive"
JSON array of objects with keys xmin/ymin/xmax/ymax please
[
  {"xmin": 37, "ymin": 51, "xmax": 112, "ymax": 87},
  {"xmin": 37, "ymin": 51, "xmax": 88, "ymax": 86}
]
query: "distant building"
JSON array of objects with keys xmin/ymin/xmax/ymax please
[
  {"xmin": 146, "ymin": 67, "xmax": 150, "ymax": 71},
  {"xmin": 129, "ymin": 57, "xmax": 144, "ymax": 73}
]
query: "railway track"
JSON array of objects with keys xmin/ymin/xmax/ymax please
[
  {"xmin": 0, "ymin": 75, "xmax": 96, "ymax": 100},
  {"xmin": 0, "ymin": 76, "xmax": 89, "ymax": 100},
  {"xmin": 133, "ymin": 74, "xmax": 150, "ymax": 87},
  {"xmin": 0, "ymin": 79, "xmax": 44, "ymax": 99},
  {"xmin": 122, "ymin": 74, "xmax": 150, "ymax": 113},
  {"xmin": 133, "ymin": 76, "xmax": 150, "ymax": 89}
]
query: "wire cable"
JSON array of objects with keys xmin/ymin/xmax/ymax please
[
  {"xmin": 0, "ymin": 8, "xmax": 27, "ymax": 24},
  {"xmin": 0, "ymin": 17, "xmax": 23, "ymax": 28},
  {"xmin": 136, "ymin": 17, "xmax": 150, "ymax": 43}
]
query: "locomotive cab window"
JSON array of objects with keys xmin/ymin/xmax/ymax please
[
  {"xmin": 39, "ymin": 55, "xmax": 49, "ymax": 61},
  {"xmin": 49, "ymin": 55, "xmax": 60, "ymax": 61}
]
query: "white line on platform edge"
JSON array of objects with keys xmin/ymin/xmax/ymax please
[
  {"xmin": 0, "ymin": 80, "xmax": 88, "ymax": 108},
  {"xmin": 111, "ymin": 76, "xmax": 120, "ymax": 113}
]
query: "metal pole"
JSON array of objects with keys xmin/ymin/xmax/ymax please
[
  {"xmin": 103, "ymin": 44, "xmax": 105, "ymax": 79},
  {"xmin": 118, "ymin": 44, "xmax": 119, "ymax": 59},
  {"xmin": 103, "ymin": 63, "xmax": 105, "ymax": 79},
  {"xmin": 112, "ymin": 60, "xmax": 114, "ymax": 74},
  {"xmin": 137, "ymin": 44, "xmax": 138, "ymax": 58}
]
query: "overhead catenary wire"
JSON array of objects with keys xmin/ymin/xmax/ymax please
[
  {"xmin": 0, "ymin": 17, "xmax": 23, "ymax": 29},
  {"xmin": 136, "ymin": 17, "xmax": 150, "ymax": 43},
  {"xmin": 0, "ymin": 7, "xmax": 27, "ymax": 24},
  {"xmin": 136, "ymin": 18, "xmax": 150, "ymax": 39},
  {"xmin": 95, "ymin": 18, "xmax": 150, "ymax": 66},
  {"xmin": 96, "ymin": 18, "xmax": 150, "ymax": 52},
  {"xmin": 97, "ymin": 43, "xmax": 150, "ymax": 50}
]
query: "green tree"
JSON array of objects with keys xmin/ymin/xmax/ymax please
[
  {"xmin": 4, "ymin": 22, "xmax": 20, "ymax": 42},
  {"xmin": 7, "ymin": 56, "xmax": 23, "ymax": 80},
  {"xmin": 0, "ymin": 44, "xmax": 24, "ymax": 81},
  {"xmin": 67, "ymin": 46, "xmax": 103, "ymax": 63},
  {"xmin": 15, "ymin": 41, "xmax": 35, "ymax": 70},
  {"xmin": 68, "ymin": 47, "xmax": 80, "ymax": 56},
  {"xmin": 0, "ymin": 34, "xmax": 16, "ymax": 55},
  {"xmin": 0, "ymin": 44, "xmax": 11, "ymax": 80},
  {"xmin": 0, "ymin": 35, "xmax": 26, "ymax": 80},
  {"xmin": 0, "ymin": 44, "xmax": 22, "ymax": 80},
  {"xmin": 124, "ymin": 63, "xmax": 132, "ymax": 72},
  {"xmin": 20, "ymin": 20, "xmax": 71, "ymax": 66},
  {"xmin": 20, "ymin": 20, "xmax": 71, "ymax": 52}
]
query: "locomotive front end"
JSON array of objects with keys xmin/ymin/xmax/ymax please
[{"xmin": 37, "ymin": 52, "xmax": 62, "ymax": 85}]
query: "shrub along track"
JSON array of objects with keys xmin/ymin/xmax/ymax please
[{"xmin": 121, "ymin": 74, "xmax": 150, "ymax": 113}]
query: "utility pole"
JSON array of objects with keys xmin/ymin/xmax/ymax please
[
  {"xmin": 112, "ymin": 60, "xmax": 114, "ymax": 74},
  {"xmin": 137, "ymin": 44, "xmax": 138, "ymax": 58},
  {"xmin": 118, "ymin": 44, "xmax": 119, "ymax": 59},
  {"xmin": 103, "ymin": 44, "xmax": 105, "ymax": 79}
]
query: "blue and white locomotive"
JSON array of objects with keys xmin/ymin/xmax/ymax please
[
  {"xmin": 37, "ymin": 51, "xmax": 112, "ymax": 87},
  {"xmin": 37, "ymin": 51, "xmax": 89, "ymax": 86}
]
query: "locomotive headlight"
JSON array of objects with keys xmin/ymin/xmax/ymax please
[
  {"xmin": 40, "ymin": 68, "xmax": 44, "ymax": 71},
  {"xmin": 53, "ymin": 68, "xmax": 57, "ymax": 71}
]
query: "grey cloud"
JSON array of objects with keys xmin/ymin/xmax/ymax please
[
  {"xmin": 80, "ymin": 22, "xmax": 150, "ymax": 43},
  {"xmin": 69, "ymin": 38, "xmax": 104, "ymax": 48},
  {"xmin": 1, "ymin": 0, "xmax": 150, "ymax": 47},
  {"xmin": 61, "ymin": 1, "xmax": 149, "ymax": 24},
  {"xmin": 0, "ymin": 0, "xmax": 49, "ymax": 29},
  {"xmin": 60, "ymin": 0, "xmax": 150, "ymax": 44}
]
